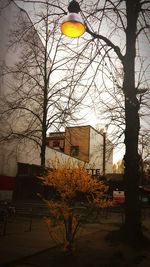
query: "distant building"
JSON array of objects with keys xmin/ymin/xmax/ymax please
[
  {"xmin": 47, "ymin": 125, "xmax": 113, "ymax": 174},
  {"xmin": 46, "ymin": 132, "xmax": 66, "ymax": 152}
]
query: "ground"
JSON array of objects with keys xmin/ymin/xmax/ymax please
[{"xmin": 8, "ymin": 214, "xmax": 150, "ymax": 267}]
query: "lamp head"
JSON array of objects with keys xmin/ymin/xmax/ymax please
[
  {"xmin": 68, "ymin": 0, "xmax": 80, "ymax": 13},
  {"xmin": 61, "ymin": 13, "xmax": 85, "ymax": 38},
  {"xmin": 60, "ymin": 0, "xmax": 85, "ymax": 38}
]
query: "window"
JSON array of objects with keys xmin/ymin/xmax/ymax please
[
  {"xmin": 70, "ymin": 145, "xmax": 79, "ymax": 156},
  {"xmin": 53, "ymin": 141, "xmax": 60, "ymax": 147}
]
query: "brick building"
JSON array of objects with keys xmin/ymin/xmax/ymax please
[{"xmin": 47, "ymin": 125, "xmax": 113, "ymax": 174}]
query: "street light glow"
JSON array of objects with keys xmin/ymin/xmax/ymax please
[{"xmin": 60, "ymin": 13, "xmax": 85, "ymax": 38}]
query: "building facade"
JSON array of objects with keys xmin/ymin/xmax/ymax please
[
  {"xmin": 47, "ymin": 125, "xmax": 113, "ymax": 175},
  {"xmin": 0, "ymin": 0, "xmax": 42, "ymax": 200}
]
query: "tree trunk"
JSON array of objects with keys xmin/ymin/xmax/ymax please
[
  {"xmin": 40, "ymin": 10, "xmax": 49, "ymax": 169},
  {"xmin": 41, "ymin": 125, "xmax": 47, "ymax": 168},
  {"xmin": 123, "ymin": 0, "xmax": 142, "ymax": 241},
  {"xmin": 65, "ymin": 215, "xmax": 73, "ymax": 255}
]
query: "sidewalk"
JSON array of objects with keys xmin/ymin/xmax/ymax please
[
  {"xmin": 0, "ymin": 218, "xmax": 55, "ymax": 266},
  {"xmin": 0, "ymin": 213, "xmax": 150, "ymax": 267}
]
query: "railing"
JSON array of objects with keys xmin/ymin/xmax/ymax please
[
  {"xmin": 0, "ymin": 202, "xmax": 150, "ymax": 236},
  {"xmin": 0, "ymin": 202, "xmax": 50, "ymax": 236}
]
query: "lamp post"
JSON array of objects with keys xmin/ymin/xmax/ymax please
[
  {"xmin": 102, "ymin": 130, "xmax": 106, "ymax": 177},
  {"xmin": 102, "ymin": 127, "xmax": 108, "ymax": 177},
  {"xmin": 60, "ymin": 0, "xmax": 143, "ymax": 240}
]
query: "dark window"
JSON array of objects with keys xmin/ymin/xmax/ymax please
[
  {"xmin": 70, "ymin": 145, "xmax": 79, "ymax": 156},
  {"xmin": 53, "ymin": 141, "xmax": 60, "ymax": 147}
]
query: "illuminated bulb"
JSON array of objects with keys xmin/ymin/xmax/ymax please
[{"xmin": 61, "ymin": 13, "xmax": 85, "ymax": 38}]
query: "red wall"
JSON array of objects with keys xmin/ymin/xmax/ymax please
[{"xmin": 0, "ymin": 175, "xmax": 16, "ymax": 190}]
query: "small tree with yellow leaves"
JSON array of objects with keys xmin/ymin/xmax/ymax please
[{"xmin": 39, "ymin": 159, "xmax": 112, "ymax": 254}]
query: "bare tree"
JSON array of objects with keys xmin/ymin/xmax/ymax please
[
  {"xmin": 42, "ymin": 0, "xmax": 150, "ymax": 242},
  {"xmin": 74, "ymin": 0, "xmax": 150, "ymax": 242},
  {"xmin": 0, "ymin": 1, "xmax": 89, "ymax": 168}
]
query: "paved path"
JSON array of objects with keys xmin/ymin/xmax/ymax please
[
  {"xmin": 0, "ymin": 218, "xmax": 55, "ymax": 266},
  {"xmin": 0, "ymin": 212, "xmax": 150, "ymax": 267}
]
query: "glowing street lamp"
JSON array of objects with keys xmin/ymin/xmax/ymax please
[{"xmin": 60, "ymin": 0, "xmax": 86, "ymax": 38}]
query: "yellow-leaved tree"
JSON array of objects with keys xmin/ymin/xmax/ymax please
[{"xmin": 39, "ymin": 159, "xmax": 112, "ymax": 254}]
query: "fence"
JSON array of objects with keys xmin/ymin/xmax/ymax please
[
  {"xmin": 0, "ymin": 202, "xmax": 50, "ymax": 236},
  {"xmin": 0, "ymin": 202, "xmax": 150, "ymax": 236}
]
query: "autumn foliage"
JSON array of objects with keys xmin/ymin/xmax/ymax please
[{"xmin": 39, "ymin": 159, "xmax": 112, "ymax": 254}]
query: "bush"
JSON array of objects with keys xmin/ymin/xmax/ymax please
[{"xmin": 39, "ymin": 159, "xmax": 112, "ymax": 254}]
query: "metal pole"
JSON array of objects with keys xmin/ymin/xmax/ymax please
[{"xmin": 103, "ymin": 132, "xmax": 106, "ymax": 176}]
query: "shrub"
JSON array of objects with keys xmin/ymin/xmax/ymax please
[{"xmin": 39, "ymin": 159, "xmax": 112, "ymax": 254}]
